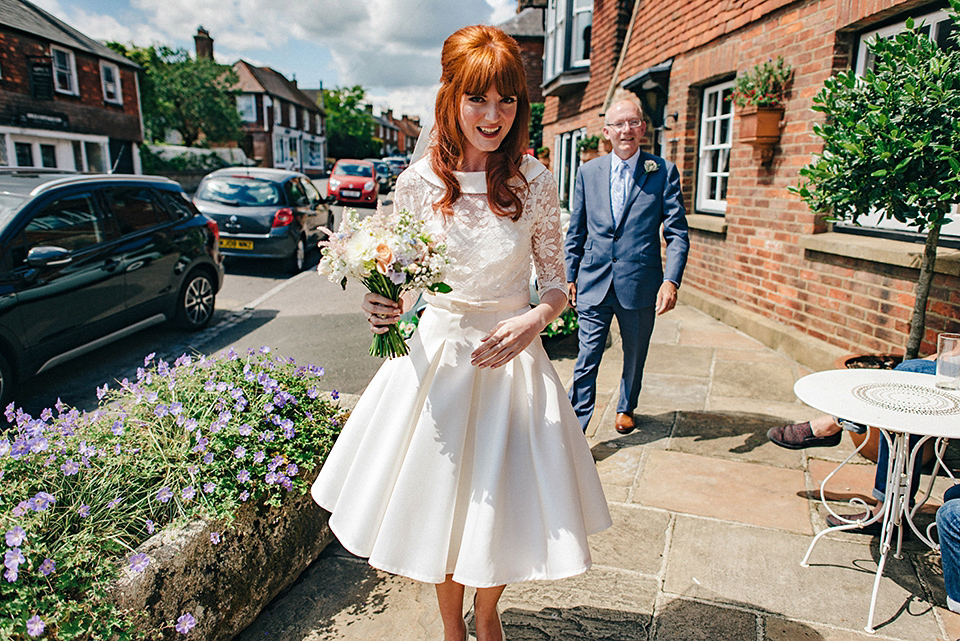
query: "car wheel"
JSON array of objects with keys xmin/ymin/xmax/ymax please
[
  {"xmin": 0, "ymin": 351, "xmax": 13, "ymax": 409},
  {"xmin": 175, "ymin": 270, "xmax": 216, "ymax": 330},
  {"xmin": 288, "ymin": 236, "xmax": 307, "ymax": 273}
]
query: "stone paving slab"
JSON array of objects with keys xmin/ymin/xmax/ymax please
[
  {"xmin": 634, "ymin": 449, "xmax": 813, "ymax": 534},
  {"xmin": 670, "ymin": 410, "xmax": 802, "ymax": 468},
  {"xmin": 663, "ymin": 515, "xmax": 941, "ymax": 640}
]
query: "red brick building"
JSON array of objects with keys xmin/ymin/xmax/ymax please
[
  {"xmin": 541, "ymin": 0, "xmax": 960, "ymax": 369},
  {"xmin": 498, "ymin": 0, "xmax": 547, "ymax": 104},
  {"xmin": 0, "ymin": 0, "xmax": 143, "ymax": 173}
]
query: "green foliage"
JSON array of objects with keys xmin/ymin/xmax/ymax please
[
  {"xmin": 529, "ymin": 102, "xmax": 545, "ymax": 150},
  {"xmin": 542, "ymin": 307, "xmax": 579, "ymax": 338},
  {"xmin": 139, "ymin": 145, "xmax": 229, "ymax": 173},
  {"xmin": 577, "ymin": 135, "xmax": 600, "ymax": 153},
  {"xmin": 108, "ymin": 43, "xmax": 242, "ymax": 147},
  {"xmin": 793, "ymin": 18, "xmax": 960, "ymax": 232},
  {"xmin": 1, "ymin": 349, "xmax": 346, "ymax": 639},
  {"xmin": 323, "ymin": 86, "xmax": 380, "ymax": 159},
  {"xmin": 792, "ymin": 2, "xmax": 960, "ymax": 358},
  {"xmin": 729, "ymin": 57, "xmax": 793, "ymax": 108}
]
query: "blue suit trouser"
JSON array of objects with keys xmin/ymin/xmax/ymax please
[{"xmin": 568, "ymin": 285, "xmax": 655, "ymax": 432}]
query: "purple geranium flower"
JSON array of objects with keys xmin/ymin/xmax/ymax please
[
  {"xmin": 29, "ymin": 492, "xmax": 55, "ymax": 512},
  {"xmin": 210, "ymin": 532, "xmax": 221, "ymax": 545},
  {"xmin": 129, "ymin": 553, "xmax": 150, "ymax": 573},
  {"xmin": 237, "ymin": 469, "xmax": 250, "ymax": 483},
  {"xmin": 60, "ymin": 460, "xmax": 80, "ymax": 476},
  {"xmin": 5, "ymin": 526, "xmax": 26, "ymax": 547},
  {"xmin": 233, "ymin": 446, "xmax": 246, "ymax": 459},
  {"xmin": 286, "ymin": 463, "xmax": 299, "ymax": 477},
  {"xmin": 78, "ymin": 504, "xmax": 90, "ymax": 517},
  {"xmin": 146, "ymin": 519, "xmax": 156, "ymax": 534},
  {"xmin": 238, "ymin": 423, "xmax": 253, "ymax": 436},
  {"xmin": 170, "ymin": 402, "xmax": 183, "ymax": 416},
  {"xmin": 157, "ymin": 487, "xmax": 173, "ymax": 503},
  {"xmin": 154, "ymin": 404, "xmax": 169, "ymax": 418},
  {"xmin": 307, "ymin": 387, "xmax": 320, "ymax": 399},
  {"xmin": 182, "ymin": 486, "xmax": 196, "ymax": 501},
  {"xmin": 112, "ymin": 420, "xmax": 124, "ymax": 436},
  {"xmin": 184, "ymin": 418, "xmax": 198, "ymax": 432},
  {"xmin": 175, "ymin": 612, "xmax": 196, "ymax": 634},
  {"xmin": 39, "ymin": 558, "xmax": 55, "ymax": 576},
  {"xmin": 239, "ymin": 490, "xmax": 250, "ymax": 502},
  {"xmin": 26, "ymin": 614, "xmax": 44, "ymax": 637},
  {"xmin": 4, "ymin": 567, "xmax": 17, "ymax": 582},
  {"xmin": 4, "ymin": 547, "xmax": 25, "ymax": 570},
  {"xmin": 203, "ymin": 452, "xmax": 214, "ymax": 464},
  {"xmin": 203, "ymin": 482, "xmax": 215, "ymax": 494},
  {"xmin": 331, "ymin": 390, "xmax": 340, "ymax": 400}
]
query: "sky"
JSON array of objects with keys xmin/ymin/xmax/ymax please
[{"xmin": 33, "ymin": 0, "xmax": 519, "ymax": 128}]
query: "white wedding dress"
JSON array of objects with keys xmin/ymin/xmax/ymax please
[{"xmin": 311, "ymin": 155, "xmax": 611, "ymax": 588}]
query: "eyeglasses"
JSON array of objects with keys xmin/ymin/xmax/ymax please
[{"xmin": 605, "ymin": 119, "xmax": 642, "ymax": 132}]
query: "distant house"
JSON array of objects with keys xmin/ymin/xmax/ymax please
[
  {"xmin": 230, "ymin": 61, "xmax": 326, "ymax": 176},
  {"xmin": 371, "ymin": 107, "xmax": 400, "ymax": 156},
  {"xmin": 192, "ymin": 28, "xmax": 326, "ymax": 176},
  {"xmin": 0, "ymin": 0, "xmax": 144, "ymax": 173},
  {"xmin": 391, "ymin": 113, "xmax": 422, "ymax": 157}
]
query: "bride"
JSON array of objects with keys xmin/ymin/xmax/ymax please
[{"xmin": 311, "ymin": 24, "xmax": 611, "ymax": 641}]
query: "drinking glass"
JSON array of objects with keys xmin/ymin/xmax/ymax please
[{"xmin": 936, "ymin": 333, "xmax": 960, "ymax": 390}]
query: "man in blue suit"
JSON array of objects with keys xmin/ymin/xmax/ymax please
[{"xmin": 565, "ymin": 99, "xmax": 689, "ymax": 434}]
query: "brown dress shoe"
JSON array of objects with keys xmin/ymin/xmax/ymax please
[{"xmin": 615, "ymin": 412, "xmax": 635, "ymax": 435}]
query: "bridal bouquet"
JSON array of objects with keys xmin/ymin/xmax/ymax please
[{"xmin": 318, "ymin": 205, "xmax": 451, "ymax": 358}]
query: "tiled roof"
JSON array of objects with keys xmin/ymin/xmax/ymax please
[
  {"xmin": 496, "ymin": 7, "xmax": 544, "ymax": 38},
  {"xmin": 233, "ymin": 60, "xmax": 321, "ymax": 112},
  {"xmin": 0, "ymin": 0, "xmax": 137, "ymax": 67}
]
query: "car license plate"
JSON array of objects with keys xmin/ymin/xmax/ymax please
[
  {"xmin": 220, "ymin": 238, "xmax": 254, "ymax": 250},
  {"xmin": 341, "ymin": 189, "xmax": 361, "ymax": 198}
]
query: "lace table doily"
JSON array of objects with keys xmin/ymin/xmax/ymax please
[{"xmin": 851, "ymin": 382, "xmax": 960, "ymax": 416}]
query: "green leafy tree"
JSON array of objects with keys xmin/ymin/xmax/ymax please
[
  {"xmin": 793, "ymin": 4, "xmax": 960, "ymax": 359},
  {"xmin": 108, "ymin": 43, "xmax": 242, "ymax": 147},
  {"xmin": 323, "ymin": 86, "xmax": 379, "ymax": 159},
  {"xmin": 529, "ymin": 102, "xmax": 544, "ymax": 150}
]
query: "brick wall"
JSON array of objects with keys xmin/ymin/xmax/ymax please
[
  {"xmin": 542, "ymin": 0, "xmax": 960, "ymax": 359},
  {"xmin": 0, "ymin": 30, "xmax": 142, "ymax": 141}
]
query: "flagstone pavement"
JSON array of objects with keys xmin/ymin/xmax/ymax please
[{"xmin": 237, "ymin": 304, "xmax": 960, "ymax": 641}]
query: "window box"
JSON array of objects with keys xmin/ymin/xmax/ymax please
[{"xmin": 738, "ymin": 105, "xmax": 783, "ymax": 163}]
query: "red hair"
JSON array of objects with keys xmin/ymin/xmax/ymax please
[{"xmin": 430, "ymin": 25, "xmax": 531, "ymax": 220}]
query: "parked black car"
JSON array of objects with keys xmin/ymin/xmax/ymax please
[
  {"xmin": 192, "ymin": 168, "xmax": 333, "ymax": 273},
  {"xmin": 364, "ymin": 159, "xmax": 394, "ymax": 194},
  {"xmin": 0, "ymin": 169, "xmax": 225, "ymax": 405}
]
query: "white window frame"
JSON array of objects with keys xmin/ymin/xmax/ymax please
[
  {"xmin": 696, "ymin": 80, "xmax": 734, "ymax": 214},
  {"xmin": 51, "ymin": 46, "xmax": 78, "ymax": 95},
  {"xmin": 848, "ymin": 7, "xmax": 960, "ymax": 238},
  {"xmin": 237, "ymin": 94, "xmax": 256, "ymax": 122},
  {"xmin": 289, "ymin": 104, "xmax": 297, "ymax": 128},
  {"xmin": 274, "ymin": 99, "xmax": 282, "ymax": 125},
  {"xmin": 544, "ymin": 0, "xmax": 592, "ymax": 82},
  {"xmin": 554, "ymin": 128, "xmax": 585, "ymax": 209},
  {"xmin": 100, "ymin": 61, "xmax": 122, "ymax": 105}
]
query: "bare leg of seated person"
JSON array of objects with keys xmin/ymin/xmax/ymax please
[{"xmin": 767, "ymin": 414, "xmax": 843, "ymax": 449}]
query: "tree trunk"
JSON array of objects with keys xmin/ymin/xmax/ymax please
[{"xmin": 905, "ymin": 220, "xmax": 941, "ymax": 359}]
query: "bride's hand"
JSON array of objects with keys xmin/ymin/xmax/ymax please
[
  {"xmin": 362, "ymin": 292, "xmax": 402, "ymax": 335},
  {"xmin": 471, "ymin": 312, "xmax": 542, "ymax": 369}
]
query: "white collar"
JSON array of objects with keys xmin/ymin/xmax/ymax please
[
  {"xmin": 411, "ymin": 154, "xmax": 547, "ymax": 194},
  {"xmin": 611, "ymin": 149, "xmax": 641, "ymax": 175}
]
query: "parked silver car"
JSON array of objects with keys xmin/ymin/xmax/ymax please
[{"xmin": 192, "ymin": 168, "xmax": 333, "ymax": 273}]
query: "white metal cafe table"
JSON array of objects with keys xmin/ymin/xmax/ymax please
[{"xmin": 793, "ymin": 368, "xmax": 960, "ymax": 634}]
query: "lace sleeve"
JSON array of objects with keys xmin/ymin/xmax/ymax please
[{"xmin": 529, "ymin": 172, "xmax": 567, "ymax": 299}]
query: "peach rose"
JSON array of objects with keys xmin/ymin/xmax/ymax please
[{"xmin": 375, "ymin": 243, "xmax": 393, "ymax": 274}]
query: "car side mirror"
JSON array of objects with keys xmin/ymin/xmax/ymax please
[{"xmin": 27, "ymin": 246, "xmax": 72, "ymax": 267}]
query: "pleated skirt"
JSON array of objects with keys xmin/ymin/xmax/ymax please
[{"xmin": 311, "ymin": 298, "xmax": 612, "ymax": 587}]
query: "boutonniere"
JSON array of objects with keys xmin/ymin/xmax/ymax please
[{"xmin": 644, "ymin": 159, "xmax": 659, "ymax": 174}]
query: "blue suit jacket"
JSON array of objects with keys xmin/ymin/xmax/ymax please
[{"xmin": 564, "ymin": 151, "xmax": 689, "ymax": 310}]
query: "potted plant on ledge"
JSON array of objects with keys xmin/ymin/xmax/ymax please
[
  {"xmin": 730, "ymin": 56, "xmax": 793, "ymax": 163},
  {"xmin": 793, "ymin": 6, "xmax": 960, "ymax": 363},
  {"xmin": 577, "ymin": 135, "xmax": 601, "ymax": 162}
]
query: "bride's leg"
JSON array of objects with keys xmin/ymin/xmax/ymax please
[
  {"xmin": 436, "ymin": 575, "xmax": 467, "ymax": 641},
  {"xmin": 474, "ymin": 584, "xmax": 507, "ymax": 641}
]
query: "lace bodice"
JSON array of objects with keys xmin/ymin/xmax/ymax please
[{"xmin": 393, "ymin": 156, "xmax": 566, "ymax": 304}]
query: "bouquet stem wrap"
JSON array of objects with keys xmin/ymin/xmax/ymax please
[{"xmin": 363, "ymin": 271, "xmax": 409, "ymax": 358}]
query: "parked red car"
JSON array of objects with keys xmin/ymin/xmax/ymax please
[{"xmin": 327, "ymin": 159, "xmax": 378, "ymax": 206}]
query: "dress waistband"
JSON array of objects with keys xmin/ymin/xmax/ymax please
[{"xmin": 424, "ymin": 292, "xmax": 530, "ymax": 313}]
